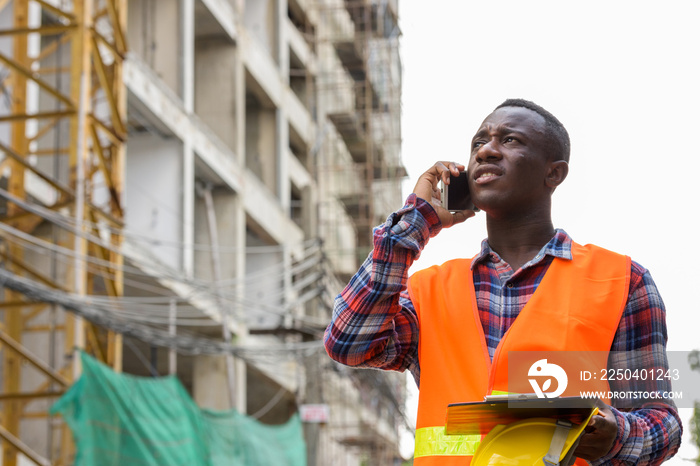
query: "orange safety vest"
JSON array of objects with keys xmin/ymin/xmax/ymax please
[{"xmin": 408, "ymin": 242, "xmax": 631, "ymax": 465}]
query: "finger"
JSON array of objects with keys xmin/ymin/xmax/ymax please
[
  {"xmin": 440, "ymin": 164, "xmax": 452, "ymax": 184},
  {"xmin": 585, "ymin": 404, "xmax": 608, "ymax": 428},
  {"xmin": 584, "ymin": 413, "xmax": 606, "ymax": 432},
  {"xmin": 589, "ymin": 414, "xmax": 603, "ymax": 427},
  {"xmin": 439, "ymin": 162, "xmax": 465, "ymax": 184},
  {"xmin": 447, "ymin": 162, "xmax": 465, "ymax": 175}
]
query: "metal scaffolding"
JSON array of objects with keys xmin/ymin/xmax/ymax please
[
  {"xmin": 0, "ymin": 0, "xmax": 127, "ymax": 464},
  {"xmin": 310, "ymin": 1, "xmax": 408, "ymax": 464},
  {"xmin": 314, "ymin": 0, "xmax": 404, "ymax": 274}
]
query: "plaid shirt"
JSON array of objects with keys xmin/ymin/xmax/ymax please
[{"xmin": 324, "ymin": 194, "xmax": 681, "ymax": 465}]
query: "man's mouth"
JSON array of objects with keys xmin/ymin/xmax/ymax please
[
  {"xmin": 476, "ymin": 172, "xmax": 498, "ymax": 182},
  {"xmin": 474, "ymin": 169, "xmax": 502, "ymax": 184}
]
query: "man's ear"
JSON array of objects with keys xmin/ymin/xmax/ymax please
[{"xmin": 546, "ymin": 160, "xmax": 569, "ymax": 189}]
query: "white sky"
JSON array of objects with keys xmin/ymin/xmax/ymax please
[{"xmin": 398, "ymin": 1, "xmax": 700, "ymax": 461}]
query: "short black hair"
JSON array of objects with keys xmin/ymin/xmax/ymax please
[{"xmin": 495, "ymin": 99, "xmax": 570, "ymax": 163}]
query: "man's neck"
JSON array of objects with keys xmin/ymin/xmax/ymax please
[{"xmin": 485, "ymin": 215, "xmax": 556, "ymax": 272}]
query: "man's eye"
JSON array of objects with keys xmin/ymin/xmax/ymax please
[
  {"xmin": 472, "ymin": 141, "xmax": 484, "ymax": 149},
  {"xmin": 504, "ymin": 136, "xmax": 517, "ymax": 143}
]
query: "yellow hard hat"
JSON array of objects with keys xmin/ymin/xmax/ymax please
[{"xmin": 472, "ymin": 408, "xmax": 598, "ymax": 466}]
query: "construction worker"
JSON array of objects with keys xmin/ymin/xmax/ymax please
[{"xmin": 324, "ymin": 99, "xmax": 682, "ymax": 464}]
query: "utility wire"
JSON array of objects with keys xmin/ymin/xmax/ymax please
[
  {"xmin": 0, "ymin": 185, "xmax": 317, "ymax": 254},
  {"xmin": 0, "ymin": 186, "xmax": 342, "ymax": 323},
  {"xmin": 0, "ymin": 221, "xmax": 331, "ymax": 312},
  {"xmin": 0, "ymin": 266, "xmax": 325, "ymax": 360},
  {"xmin": 0, "ymin": 224, "xmax": 325, "ymax": 309},
  {"xmin": 0, "ymin": 180, "xmax": 338, "ymax": 360},
  {"xmin": 0, "ymin": 235, "xmax": 330, "ymax": 327}
]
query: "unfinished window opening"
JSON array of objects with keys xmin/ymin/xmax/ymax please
[
  {"xmin": 126, "ymin": 0, "xmax": 181, "ymax": 98},
  {"xmin": 290, "ymin": 183, "xmax": 303, "ymax": 229},
  {"xmin": 287, "ymin": 0, "xmax": 315, "ymax": 51},
  {"xmin": 193, "ymin": 179, "xmax": 238, "ymax": 285},
  {"xmin": 245, "ymin": 227, "xmax": 283, "ymax": 330},
  {"xmin": 244, "ymin": 84, "xmax": 278, "ymax": 196},
  {"xmin": 289, "ymin": 47, "xmax": 313, "ymax": 112},
  {"xmin": 194, "ymin": 37, "xmax": 238, "ymax": 153},
  {"xmin": 289, "ymin": 123, "xmax": 309, "ymax": 170},
  {"xmin": 124, "ymin": 136, "xmax": 184, "ymax": 271},
  {"xmin": 243, "ymin": 0, "xmax": 279, "ymax": 62}
]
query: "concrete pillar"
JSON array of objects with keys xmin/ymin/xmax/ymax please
[
  {"xmin": 276, "ymin": 0, "xmax": 289, "ymax": 83},
  {"xmin": 182, "ymin": 144, "xmax": 195, "ymax": 277},
  {"xmin": 303, "ymin": 352, "xmax": 323, "ymax": 466},
  {"xmin": 192, "ymin": 354, "xmax": 233, "ymax": 411},
  {"xmin": 276, "ymin": 109, "xmax": 290, "ymax": 211},
  {"xmin": 276, "ymin": 0, "xmax": 290, "ymax": 211},
  {"xmin": 233, "ymin": 7, "xmax": 248, "ymax": 415},
  {"xmin": 181, "ymin": 0, "xmax": 195, "ymax": 277},
  {"xmin": 232, "ymin": 25, "xmax": 248, "ymax": 416},
  {"xmin": 233, "ymin": 193, "xmax": 248, "ymax": 414},
  {"xmin": 302, "ymin": 184, "xmax": 317, "ymax": 239},
  {"xmin": 234, "ymin": 39, "xmax": 246, "ymax": 166},
  {"xmin": 180, "ymin": 0, "xmax": 195, "ymax": 112}
]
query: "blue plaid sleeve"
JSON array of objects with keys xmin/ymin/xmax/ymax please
[
  {"xmin": 324, "ymin": 194, "xmax": 440, "ymax": 383},
  {"xmin": 591, "ymin": 264, "xmax": 682, "ymax": 464}
]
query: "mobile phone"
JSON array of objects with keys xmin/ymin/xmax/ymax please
[{"xmin": 441, "ymin": 172, "xmax": 479, "ymax": 212}]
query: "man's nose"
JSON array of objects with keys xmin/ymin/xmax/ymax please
[{"xmin": 475, "ymin": 140, "xmax": 502, "ymax": 162}]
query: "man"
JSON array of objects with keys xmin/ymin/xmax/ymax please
[{"xmin": 324, "ymin": 99, "xmax": 682, "ymax": 464}]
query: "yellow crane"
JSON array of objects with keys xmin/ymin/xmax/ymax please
[{"xmin": 0, "ymin": 0, "xmax": 126, "ymax": 464}]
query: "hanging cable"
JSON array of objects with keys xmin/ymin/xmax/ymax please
[
  {"xmin": 0, "ymin": 218, "xmax": 334, "ymax": 311},
  {"xmin": 0, "ymin": 183, "xmax": 320, "ymax": 255},
  {"xmin": 0, "ymin": 219, "xmax": 324, "ymax": 307},
  {"xmin": 0, "ymin": 268, "xmax": 325, "ymax": 360}
]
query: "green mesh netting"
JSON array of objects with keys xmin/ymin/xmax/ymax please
[{"xmin": 51, "ymin": 352, "xmax": 306, "ymax": 466}]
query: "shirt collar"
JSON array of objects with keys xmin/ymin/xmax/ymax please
[{"xmin": 471, "ymin": 228, "xmax": 574, "ymax": 270}]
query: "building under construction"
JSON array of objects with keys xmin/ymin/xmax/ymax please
[{"xmin": 0, "ymin": 0, "xmax": 407, "ymax": 465}]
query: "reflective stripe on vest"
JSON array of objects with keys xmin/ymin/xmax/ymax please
[
  {"xmin": 408, "ymin": 242, "xmax": 630, "ymax": 463},
  {"xmin": 414, "ymin": 427, "xmax": 480, "ymax": 458}
]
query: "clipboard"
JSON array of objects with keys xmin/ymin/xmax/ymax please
[{"xmin": 445, "ymin": 395, "xmax": 599, "ymax": 436}]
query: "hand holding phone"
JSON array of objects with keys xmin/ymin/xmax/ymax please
[{"xmin": 441, "ymin": 172, "xmax": 479, "ymax": 213}]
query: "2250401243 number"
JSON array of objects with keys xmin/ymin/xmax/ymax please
[{"xmin": 580, "ymin": 368, "xmax": 681, "ymax": 381}]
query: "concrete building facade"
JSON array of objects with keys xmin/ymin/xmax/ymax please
[{"xmin": 0, "ymin": 0, "xmax": 407, "ymax": 465}]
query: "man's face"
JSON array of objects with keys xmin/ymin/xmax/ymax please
[{"xmin": 467, "ymin": 106, "xmax": 554, "ymax": 217}]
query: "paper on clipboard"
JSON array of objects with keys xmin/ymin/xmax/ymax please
[{"xmin": 445, "ymin": 395, "xmax": 599, "ymax": 436}]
